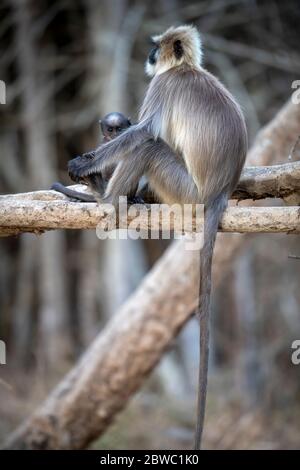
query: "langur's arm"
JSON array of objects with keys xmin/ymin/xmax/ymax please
[{"xmin": 68, "ymin": 122, "xmax": 152, "ymax": 180}]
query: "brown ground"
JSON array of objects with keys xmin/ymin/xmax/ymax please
[{"xmin": 1, "ymin": 367, "xmax": 300, "ymax": 450}]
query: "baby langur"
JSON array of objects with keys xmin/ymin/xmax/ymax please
[
  {"xmin": 68, "ymin": 25, "xmax": 247, "ymax": 449},
  {"xmin": 51, "ymin": 112, "xmax": 132, "ymax": 202}
]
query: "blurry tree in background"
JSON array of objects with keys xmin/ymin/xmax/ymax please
[{"xmin": 0, "ymin": 0, "xmax": 300, "ymax": 449}]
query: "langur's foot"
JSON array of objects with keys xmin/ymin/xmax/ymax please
[{"xmin": 128, "ymin": 195, "xmax": 145, "ymax": 205}]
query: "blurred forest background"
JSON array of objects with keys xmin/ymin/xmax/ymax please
[{"xmin": 1, "ymin": 0, "xmax": 300, "ymax": 450}]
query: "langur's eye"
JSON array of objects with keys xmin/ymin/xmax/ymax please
[
  {"xmin": 107, "ymin": 127, "xmax": 113, "ymax": 132},
  {"xmin": 116, "ymin": 127, "xmax": 122, "ymax": 132}
]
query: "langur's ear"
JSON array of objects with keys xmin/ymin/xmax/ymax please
[
  {"xmin": 127, "ymin": 117, "xmax": 132, "ymax": 125},
  {"xmin": 173, "ymin": 39, "xmax": 183, "ymax": 60}
]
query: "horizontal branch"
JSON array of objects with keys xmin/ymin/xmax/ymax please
[
  {"xmin": 0, "ymin": 161, "xmax": 299, "ymax": 236},
  {"xmin": 235, "ymin": 161, "xmax": 300, "ymax": 200},
  {"xmin": 0, "ymin": 201, "xmax": 299, "ymax": 236}
]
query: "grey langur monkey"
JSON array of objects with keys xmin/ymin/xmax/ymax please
[
  {"xmin": 68, "ymin": 25, "xmax": 247, "ymax": 450},
  {"xmin": 51, "ymin": 112, "xmax": 134, "ymax": 202}
]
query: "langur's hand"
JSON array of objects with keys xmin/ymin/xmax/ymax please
[
  {"xmin": 68, "ymin": 150, "xmax": 96, "ymax": 181},
  {"xmin": 68, "ymin": 156, "xmax": 85, "ymax": 182},
  {"xmin": 82, "ymin": 150, "xmax": 96, "ymax": 160}
]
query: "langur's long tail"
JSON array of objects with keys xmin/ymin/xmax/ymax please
[
  {"xmin": 194, "ymin": 191, "xmax": 228, "ymax": 450},
  {"xmin": 51, "ymin": 182, "xmax": 96, "ymax": 202}
]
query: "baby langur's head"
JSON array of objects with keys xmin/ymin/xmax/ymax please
[
  {"xmin": 145, "ymin": 25, "xmax": 203, "ymax": 77},
  {"xmin": 99, "ymin": 112, "xmax": 131, "ymax": 142}
]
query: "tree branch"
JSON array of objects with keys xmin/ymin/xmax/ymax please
[
  {"xmin": 0, "ymin": 161, "xmax": 299, "ymax": 237},
  {"xmin": 235, "ymin": 161, "xmax": 300, "ymax": 200},
  {"xmin": 0, "ymin": 201, "xmax": 299, "ymax": 236}
]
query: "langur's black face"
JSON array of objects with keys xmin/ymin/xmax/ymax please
[
  {"xmin": 100, "ymin": 112, "xmax": 131, "ymax": 142},
  {"xmin": 148, "ymin": 42, "xmax": 159, "ymax": 65},
  {"xmin": 146, "ymin": 39, "xmax": 160, "ymax": 77}
]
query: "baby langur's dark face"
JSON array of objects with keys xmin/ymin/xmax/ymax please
[{"xmin": 100, "ymin": 112, "xmax": 132, "ymax": 142}]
